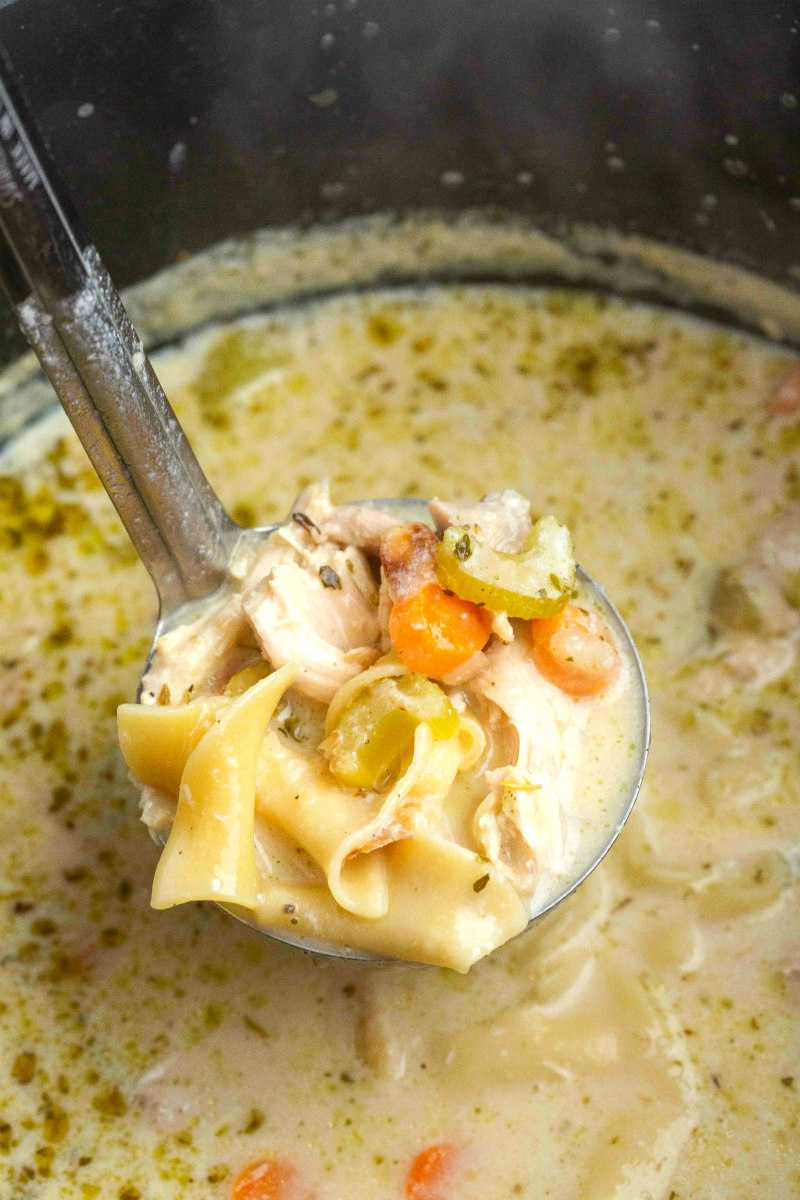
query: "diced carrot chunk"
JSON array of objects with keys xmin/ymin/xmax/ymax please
[
  {"xmin": 766, "ymin": 362, "xmax": 800, "ymax": 418},
  {"xmin": 405, "ymin": 1142, "xmax": 461, "ymax": 1200},
  {"xmin": 389, "ymin": 583, "xmax": 492, "ymax": 680},
  {"xmin": 232, "ymin": 1158, "xmax": 315, "ymax": 1200},
  {"xmin": 530, "ymin": 603, "xmax": 620, "ymax": 697}
]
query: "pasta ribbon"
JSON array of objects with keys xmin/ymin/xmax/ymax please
[
  {"xmin": 256, "ymin": 733, "xmax": 391, "ymax": 918},
  {"xmin": 324, "ymin": 653, "xmax": 409, "ymax": 732},
  {"xmin": 691, "ymin": 850, "xmax": 791, "ymax": 919},
  {"xmin": 256, "ymin": 720, "xmax": 466, "ymax": 919},
  {"xmin": 455, "ymin": 713, "xmax": 486, "ymax": 773},
  {"xmin": 434, "ymin": 961, "xmax": 689, "ymax": 1086},
  {"xmin": 118, "ymin": 695, "xmax": 227, "ymax": 796},
  {"xmin": 616, "ymin": 811, "xmax": 697, "ymax": 893},
  {"xmin": 255, "ymin": 835, "xmax": 529, "ymax": 972},
  {"xmin": 333, "ymin": 723, "xmax": 462, "ymax": 863},
  {"xmin": 150, "ymin": 664, "xmax": 298, "ymax": 911}
]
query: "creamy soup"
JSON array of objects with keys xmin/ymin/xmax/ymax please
[{"xmin": 0, "ymin": 283, "xmax": 798, "ymax": 1198}]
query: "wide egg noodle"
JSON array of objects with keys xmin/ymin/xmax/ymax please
[
  {"xmin": 254, "ymin": 730, "xmax": 391, "ymax": 917},
  {"xmin": 254, "ymin": 707, "xmax": 467, "ymax": 921},
  {"xmin": 455, "ymin": 712, "xmax": 487, "ymax": 772},
  {"xmin": 117, "ymin": 695, "xmax": 227, "ymax": 796},
  {"xmin": 432, "ymin": 958, "xmax": 698, "ymax": 1193},
  {"xmin": 619, "ymin": 809, "xmax": 794, "ymax": 918},
  {"xmin": 332, "ymin": 723, "xmax": 463, "ymax": 860},
  {"xmin": 323, "ymin": 652, "xmax": 410, "ymax": 732},
  {"xmin": 148, "ymin": 664, "xmax": 298, "ymax": 910},
  {"xmin": 255, "ymin": 833, "xmax": 529, "ymax": 972}
]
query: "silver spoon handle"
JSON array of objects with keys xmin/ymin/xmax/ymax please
[{"xmin": 0, "ymin": 67, "xmax": 238, "ymax": 614}]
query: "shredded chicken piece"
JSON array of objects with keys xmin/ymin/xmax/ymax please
[
  {"xmin": 690, "ymin": 636, "xmax": 797, "ymax": 703},
  {"xmin": 429, "ymin": 489, "xmax": 532, "ymax": 552},
  {"xmin": 293, "ymin": 480, "xmax": 397, "ymax": 551},
  {"xmin": 491, "ymin": 610, "xmax": 515, "ymax": 643},
  {"xmin": 711, "ymin": 503, "xmax": 800, "ymax": 639},
  {"xmin": 141, "ymin": 595, "xmax": 249, "ymax": 703},
  {"xmin": 379, "ymin": 522, "xmax": 439, "ymax": 603},
  {"xmin": 322, "ymin": 505, "xmax": 398, "ymax": 553},
  {"xmin": 290, "ymin": 480, "xmax": 328, "ymax": 534},
  {"xmin": 243, "ymin": 544, "xmax": 381, "ymax": 703},
  {"xmin": 756, "ymin": 501, "xmax": 800, "ymax": 575},
  {"xmin": 354, "ymin": 976, "xmax": 412, "ymax": 1080},
  {"xmin": 467, "ymin": 638, "xmax": 575, "ymax": 893},
  {"xmin": 693, "ymin": 503, "xmax": 800, "ymax": 699},
  {"xmin": 441, "ymin": 650, "xmax": 489, "ymax": 687},
  {"xmin": 139, "ymin": 785, "xmax": 175, "ymax": 842}
]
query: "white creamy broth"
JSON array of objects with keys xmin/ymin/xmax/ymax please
[{"xmin": 0, "ymin": 283, "xmax": 798, "ymax": 1199}]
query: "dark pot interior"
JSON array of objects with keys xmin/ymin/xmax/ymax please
[{"xmin": 0, "ymin": 0, "xmax": 798, "ymax": 371}]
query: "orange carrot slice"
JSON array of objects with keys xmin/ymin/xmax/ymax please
[
  {"xmin": 530, "ymin": 603, "xmax": 620, "ymax": 697},
  {"xmin": 232, "ymin": 1158, "xmax": 315, "ymax": 1200},
  {"xmin": 405, "ymin": 1142, "xmax": 461, "ymax": 1200},
  {"xmin": 766, "ymin": 362, "xmax": 800, "ymax": 418},
  {"xmin": 389, "ymin": 583, "xmax": 492, "ymax": 680}
]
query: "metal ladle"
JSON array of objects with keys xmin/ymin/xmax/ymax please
[{"xmin": 0, "ymin": 68, "xmax": 649, "ymax": 963}]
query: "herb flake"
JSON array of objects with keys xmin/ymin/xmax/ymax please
[
  {"xmin": 319, "ymin": 565, "xmax": 342, "ymax": 589},
  {"xmin": 292, "ymin": 511, "xmax": 319, "ymax": 535},
  {"xmin": 454, "ymin": 532, "xmax": 473, "ymax": 561}
]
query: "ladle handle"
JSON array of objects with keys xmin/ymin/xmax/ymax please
[{"xmin": 0, "ymin": 64, "xmax": 238, "ymax": 615}]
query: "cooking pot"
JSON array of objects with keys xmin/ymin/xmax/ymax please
[{"xmin": 0, "ymin": 8, "xmax": 797, "ymax": 1194}]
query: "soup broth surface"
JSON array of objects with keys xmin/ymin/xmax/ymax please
[{"xmin": 0, "ymin": 283, "xmax": 798, "ymax": 1199}]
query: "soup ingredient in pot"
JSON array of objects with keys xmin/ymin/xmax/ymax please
[
  {"xmin": 118, "ymin": 485, "xmax": 640, "ymax": 969},
  {"xmin": 766, "ymin": 360, "xmax": 800, "ymax": 419},
  {"xmin": 232, "ymin": 1158, "xmax": 316, "ymax": 1200},
  {"xmin": 436, "ymin": 514, "xmax": 575, "ymax": 618},
  {"xmin": 324, "ymin": 674, "xmax": 460, "ymax": 789},
  {"xmin": 530, "ymin": 603, "xmax": 621, "ymax": 696},
  {"xmin": 404, "ymin": 1143, "xmax": 461, "ymax": 1199},
  {"xmin": 387, "ymin": 581, "xmax": 493, "ymax": 679}
]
